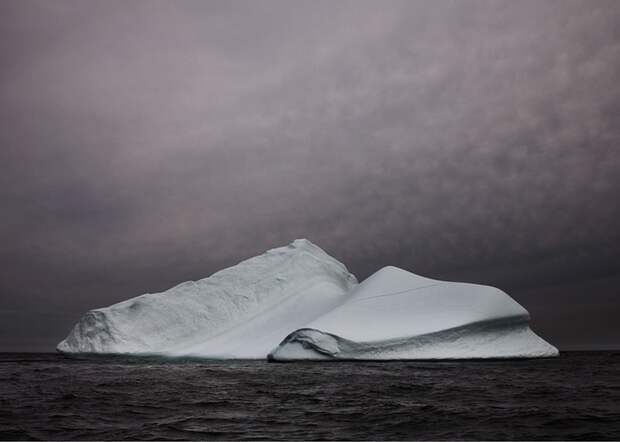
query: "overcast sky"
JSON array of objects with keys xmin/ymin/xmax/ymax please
[{"xmin": 1, "ymin": 0, "xmax": 619, "ymax": 351}]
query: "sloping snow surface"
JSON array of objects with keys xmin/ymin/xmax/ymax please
[
  {"xmin": 269, "ymin": 266, "xmax": 558, "ymax": 360},
  {"xmin": 57, "ymin": 239, "xmax": 357, "ymax": 358},
  {"xmin": 58, "ymin": 239, "xmax": 558, "ymax": 360}
]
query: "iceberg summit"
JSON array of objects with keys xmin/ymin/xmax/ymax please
[{"xmin": 57, "ymin": 239, "xmax": 558, "ymax": 360}]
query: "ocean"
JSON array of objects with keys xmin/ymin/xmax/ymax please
[{"xmin": 1, "ymin": 352, "xmax": 619, "ymax": 440}]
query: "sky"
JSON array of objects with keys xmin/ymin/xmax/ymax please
[{"xmin": 1, "ymin": 0, "xmax": 619, "ymax": 351}]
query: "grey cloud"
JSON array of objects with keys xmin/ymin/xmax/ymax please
[{"xmin": 1, "ymin": 0, "xmax": 620, "ymax": 350}]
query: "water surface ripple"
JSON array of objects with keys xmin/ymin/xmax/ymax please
[{"xmin": 1, "ymin": 352, "xmax": 619, "ymax": 440}]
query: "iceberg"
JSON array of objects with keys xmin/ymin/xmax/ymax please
[
  {"xmin": 57, "ymin": 239, "xmax": 558, "ymax": 360},
  {"xmin": 269, "ymin": 266, "xmax": 558, "ymax": 360},
  {"xmin": 57, "ymin": 239, "xmax": 358, "ymax": 358}
]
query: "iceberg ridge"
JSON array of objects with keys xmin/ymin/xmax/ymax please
[{"xmin": 57, "ymin": 239, "xmax": 358, "ymax": 358}]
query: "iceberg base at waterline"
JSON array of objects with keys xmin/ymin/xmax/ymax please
[
  {"xmin": 269, "ymin": 319, "xmax": 555, "ymax": 361},
  {"xmin": 57, "ymin": 239, "xmax": 558, "ymax": 360}
]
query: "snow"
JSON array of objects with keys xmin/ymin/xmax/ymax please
[
  {"xmin": 269, "ymin": 266, "xmax": 559, "ymax": 360},
  {"xmin": 56, "ymin": 239, "xmax": 358, "ymax": 358},
  {"xmin": 57, "ymin": 240, "xmax": 558, "ymax": 360}
]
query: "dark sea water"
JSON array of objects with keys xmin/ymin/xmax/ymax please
[{"xmin": 1, "ymin": 352, "xmax": 619, "ymax": 441}]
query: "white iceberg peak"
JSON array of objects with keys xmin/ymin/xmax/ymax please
[{"xmin": 57, "ymin": 239, "xmax": 357, "ymax": 358}]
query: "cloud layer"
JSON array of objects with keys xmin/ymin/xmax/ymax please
[{"xmin": 1, "ymin": 0, "xmax": 619, "ymax": 350}]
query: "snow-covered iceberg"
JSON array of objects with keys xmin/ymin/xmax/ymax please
[
  {"xmin": 57, "ymin": 239, "xmax": 358, "ymax": 358},
  {"xmin": 269, "ymin": 266, "xmax": 558, "ymax": 361},
  {"xmin": 58, "ymin": 239, "xmax": 558, "ymax": 360}
]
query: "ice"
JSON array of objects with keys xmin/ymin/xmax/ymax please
[
  {"xmin": 57, "ymin": 240, "xmax": 558, "ymax": 360},
  {"xmin": 269, "ymin": 266, "xmax": 559, "ymax": 360},
  {"xmin": 57, "ymin": 239, "xmax": 358, "ymax": 358}
]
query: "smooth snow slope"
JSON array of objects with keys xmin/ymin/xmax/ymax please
[
  {"xmin": 57, "ymin": 239, "xmax": 358, "ymax": 358},
  {"xmin": 269, "ymin": 266, "xmax": 558, "ymax": 360}
]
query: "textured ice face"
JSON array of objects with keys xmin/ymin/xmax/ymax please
[{"xmin": 57, "ymin": 239, "xmax": 358, "ymax": 357}]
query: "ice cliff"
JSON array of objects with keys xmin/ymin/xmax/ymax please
[{"xmin": 57, "ymin": 239, "xmax": 558, "ymax": 360}]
